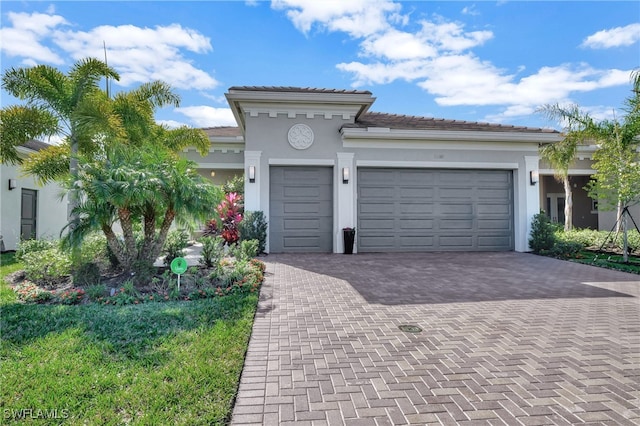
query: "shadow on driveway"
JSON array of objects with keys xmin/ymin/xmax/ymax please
[{"xmin": 268, "ymin": 252, "xmax": 638, "ymax": 305}]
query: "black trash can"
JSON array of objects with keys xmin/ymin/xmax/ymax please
[{"xmin": 343, "ymin": 228, "xmax": 355, "ymax": 254}]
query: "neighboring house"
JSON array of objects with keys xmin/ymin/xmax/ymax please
[
  {"xmin": 539, "ymin": 146, "xmax": 640, "ymax": 232},
  {"xmin": 0, "ymin": 140, "xmax": 68, "ymax": 252},
  {"xmin": 184, "ymin": 86, "xmax": 565, "ymax": 254}
]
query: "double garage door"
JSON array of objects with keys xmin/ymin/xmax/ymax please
[{"xmin": 269, "ymin": 166, "xmax": 513, "ymax": 253}]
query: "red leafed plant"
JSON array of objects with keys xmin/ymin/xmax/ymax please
[{"xmin": 215, "ymin": 192, "xmax": 243, "ymax": 245}]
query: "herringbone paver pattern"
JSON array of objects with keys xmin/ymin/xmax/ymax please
[{"xmin": 231, "ymin": 253, "xmax": 640, "ymax": 425}]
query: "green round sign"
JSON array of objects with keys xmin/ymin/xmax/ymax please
[{"xmin": 170, "ymin": 257, "xmax": 188, "ymax": 275}]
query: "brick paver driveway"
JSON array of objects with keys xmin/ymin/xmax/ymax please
[{"xmin": 231, "ymin": 253, "xmax": 639, "ymax": 425}]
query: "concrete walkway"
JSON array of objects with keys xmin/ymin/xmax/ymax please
[{"xmin": 231, "ymin": 252, "xmax": 640, "ymax": 425}]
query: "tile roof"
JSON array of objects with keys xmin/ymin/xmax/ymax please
[
  {"xmin": 344, "ymin": 112, "xmax": 558, "ymax": 133},
  {"xmin": 21, "ymin": 139, "xmax": 51, "ymax": 151},
  {"xmin": 228, "ymin": 86, "xmax": 372, "ymax": 95},
  {"xmin": 201, "ymin": 126, "xmax": 243, "ymax": 138}
]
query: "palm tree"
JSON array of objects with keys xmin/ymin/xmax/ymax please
[
  {"xmin": 66, "ymin": 143, "xmax": 220, "ymax": 278},
  {"xmin": 57, "ymin": 81, "xmax": 213, "ymax": 278},
  {"xmin": 1, "ymin": 58, "xmax": 120, "ymax": 230},
  {"xmin": 538, "ymin": 104, "xmax": 594, "ymax": 231}
]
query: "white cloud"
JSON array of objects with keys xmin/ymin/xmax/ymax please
[
  {"xmin": 0, "ymin": 12, "xmax": 68, "ymax": 64},
  {"xmin": 582, "ymin": 23, "xmax": 640, "ymax": 49},
  {"xmin": 0, "ymin": 12, "xmax": 218, "ymax": 90},
  {"xmin": 158, "ymin": 119, "xmax": 188, "ymax": 129},
  {"xmin": 461, "ymin": 5, "xmax": 480, "ymax": 16},
  {"xmin": 271, "ymin": 0, "xmax": 402, "ymax": 38},
  {"xmin": 52, "ymin": 23, "xmax": 218, "ymax": 90},
  {"xmin": 175, "ymin": 106, "xmax": 237, "ymax": 127},
  {"xmin": 276, "ymin": 0, "xmax": 633, "ymax": 122}
]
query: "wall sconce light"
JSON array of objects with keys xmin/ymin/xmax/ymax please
[
  {"xmin": 342, "ymin": 167, "xmax": 350, "ymax": 184},
  {"xmin": 248, "ymin": 166, "xmax": 256, "ymax": 183},
  {"xmin": 210, "ymin": 170, "xmax": 216, "ymax": 178},
  {"xmin": 530, "ymin": 170, "xmax": 539, "ymax": 185},
  {"xmin": 8, "ymin": 179, "xmax": 17, "ymax": 191}
]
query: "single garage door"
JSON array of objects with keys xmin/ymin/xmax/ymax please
[
  {"xmin": 358, "ymin": 168, "xmax": 513, "ymax": 252},
  {"xmin": 270, "ymin": 166, "xmax": 333, "ymax": 253}
]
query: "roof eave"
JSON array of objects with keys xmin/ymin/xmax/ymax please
[{"xmin": 341, "ymin": 127, "xmax": 563, "ymax": 143}]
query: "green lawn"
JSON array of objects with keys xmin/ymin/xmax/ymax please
[
  {"xmin": 571, "ymin": 250, "xmax": 640, "ymax": 274},
  {"xmin": 1, "ymin": 252, "xmax": 258, "ymax": 425}
]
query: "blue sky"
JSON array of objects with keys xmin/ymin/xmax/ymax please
[{"xmin": 1, "ymin": 1, "xmax": 639, "ymax": 137}]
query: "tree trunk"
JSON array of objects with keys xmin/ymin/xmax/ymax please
[
  {"xmin": 616, "ymin": 201, "xmax": 623, "ymax": 233},
  {"xmin": 117, "ymin": 207, "xmax": 137, "ymax": 269},
  {"xmin": 563, "ymin": 176, "xmax": 573, "ymax": 231},
  {"xmin": 140, "ymin": 204, "xmax": 157, "ymax": 261},
  {"xmin": 146, "ymin": 208, "xmax": 176, "ymax": 265},
  {"xmin": 102, "ymin": 225, "xmax": 127, "ymax": 268},
  {"xmin": 69, "ymin": 134, "xmax": 80, "ymax": 262}
]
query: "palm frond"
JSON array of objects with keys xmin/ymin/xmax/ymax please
[
  {"xmin": 0, "ymin": 105, "xmax": 61, "ymax": 164},
  {"xmin": 22, "ymin": 144, "xmax": 71, "ymax": 184}
]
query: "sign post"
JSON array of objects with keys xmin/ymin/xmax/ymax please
[{"xmin": 170, "ymin": 257, "xmax": 188, "ymax": 292}]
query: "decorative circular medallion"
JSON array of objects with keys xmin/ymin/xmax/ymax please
[{"xmin": 288, "ymin": 124, "xmax": 314, "ymax": 150}]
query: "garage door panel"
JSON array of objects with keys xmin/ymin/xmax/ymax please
[
  {"xmin": 399, "ymin": 219, "xmax": 433, "ymax": 229},
  {"xmin": 439, "ymin": 235, "xmax": 474, "ymax": 248},
  {"xmin": 398, "ymin": 171, "xmax": 435, "ymax": 184},
  {"xmin": 439, "ymin": 187, "xmax": 474, "ymax": 198},
  {"xmin": 360, "ymin": 218, "xmax": 395, "ymax": 230},
  {"xmin": 477, "ymin": 203, "xmax": 510, "ymax": 214},
  {"xmin": 477, "ymin": 173, "xmax": 511, "ymax": 184},
  {"xmin": 399, "ymin": 203, "xmax": 434, "ymax": 214},
  {"xmin": 478, "ymin": 219, "xmax": 512, "ymax": 230},
  {"xmin": 400, "ymin": 236, "xmax": 435, "ymax": 247},
  {"xmin": 360, "ymin": 202, "xmax": 395, "ymax": 214},
  {"xmin": 359, "ymin": 235, "xmax": 396, "ymax": 249},
  {"xmin": 438, "ymin": 172, "xmax": 473, "ymax": 184},
  {"xmin": 282, "ymin": 236, "xmax": 321, "ymax": 249},
  {"xmin": 440, "ymin": 219, "xmax": 473, "ymax": 229},
  {"xmin": 283, "ymin": 186, "xmax": 321, "ymax": 198},
  {"xmin": 359, "ymin": 186, "xmax": 396, "ymax": 198},
  {"xmin": 358, "ymin": 168, "xmax": 513, "ymax": 252},
  {"xmin": 440, "ymin": 203, "xmax": 473, "ymax": 214},
  {"xmin": 283, "ymin": 218, "xmax": 320, "ymax": 230},
  {"xmin": 399, "ymin": 187, "xmax": 434, "ymax": 198},
  {"xmin": 270, "ymin": 167, "xmax": 333, "ymax": 253},
  {"xmin": 478, "ymin": 188, "xmax": 511, "ymax": 199}
]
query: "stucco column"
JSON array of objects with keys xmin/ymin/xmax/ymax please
[
  {"xmin": 336, "ymin": 152, "xmax": 355, "ymax": 253},
  {"xmin": 244, "ymin": 151, "xmax": 262, "ymax": 212},
  {"xmin": 521, "ymin": 155, "xmax": 540, "ymax": 252}
]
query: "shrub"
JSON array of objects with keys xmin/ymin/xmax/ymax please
[
  {"xmin": 86, "ymin": 284, "xmax": 107, "ymax": 300},
  {"xmin": 73, "ymin": 262, "xmax": 101, "ymax": 286},
  {"xmin": 22, "ymin": 248, "xmax": 72, "ymax": 288},
  {"xmin": 230, "ymin": 239, "xmax": 259, "ymax": 262},
  {"xmin": 162, "ymin": 229, "xmax": 189, "ymax": 266},
  {"xmin": 13, "ymin": 281, "xmax": 53, "ymax": 303},
  {"xmin": 529, "ymin": 212, "xmax": 556, "ymax": 254},
  {"xmin": 216, "ymin": 193, "xmax": 243, "ymax": 245},
  {"xmin": 56, "ymin": 288, "xmax": 86, "ymax": 305},
  {"xmin": 200, "ymin": 236, "xmax": 225, "ymax": 268},
  {"xmin": 78, "ymin": 233, "xmax": 110, "ymax": 267},
  {"xmin": 105, "ymin": 280, "xmax": 142, "ymax": 306},
  {"xmin": 222, "ymin": 175, "xmax": 244, "ymax": 197},
  {"xmin": 239, "ymin": 211, "xmax": 267, "ymax": 254},
  {"xmin": 15, "ymin": 238, "xmax": 57, "ymax": 262},
  {"xmin": 550, "ymin": 240, "xmax": 584, "ymax": 259}
]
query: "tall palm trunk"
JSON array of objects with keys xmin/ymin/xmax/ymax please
[{"xmin": 562, "ymin": 175, "xmax": 573, "ymax": 231}]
